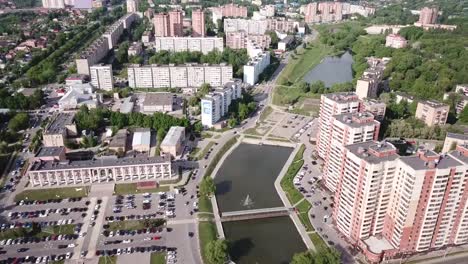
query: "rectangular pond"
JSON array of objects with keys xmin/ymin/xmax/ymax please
[
  {"xmin": 223, "ymin": 217, "xmax": 307, "ymax": 264},
  {"xmin": 214, "ymin": 143, "xmax": 293, "ymax": 212}
]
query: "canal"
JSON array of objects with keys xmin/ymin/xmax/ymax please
[
  {"xmin": 303, "ymin": 51, "xmax": 354, "ymax": 87},
  {"xmin": 214, "ymin": 143, "xmax": 306, "ymax": 264}
]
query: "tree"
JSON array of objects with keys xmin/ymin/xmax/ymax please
[
  {"xmin": 290, "ymin": 251, "xmax": 313, "ymax": 264},
  {"xmin": 297, "ymin": 81, "xmax": 310, "ymax": 93},
  {"xmin": 199, "ymin": 177, "xmax": 216, "ymax": 197},
  {"xmin": 459, "ymin": 105, "xmax": 468, "ymax": 123},
  {"xmin": 199, "ymin": 83, "xmax": 212, "ymax": 97},
  {"xmin": 205, "ymin": 239, "xmax": 228, "ymax": 264},
  {"xmin": 291, "ymin": 248, "xmax": 341, "ymax": 264},
  {"xmin": 267, "ymin": 30, "xmax": 279, "ymax": 48},
  {"xmin": 227, "ymin": 118, "xmax": 238, "ymax": 128},
  {"xmin": 8, "ymin": 113, "xmax": 29, "ymax": 132}
]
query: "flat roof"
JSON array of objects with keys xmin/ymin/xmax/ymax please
[
  {"xmin": 44, "ymin": 113, "xmax": 75, "ymax": 135},
  {"xmin": 323, "ymin": 92, "xmax": 359, "ymax": 103},
  {"xmin": 420, "ymin": 100, "xmax": 448, "ymax": 108},
  {"xmin": 363, "ymin": 236, "xmax": 394, "ymax": 254},
  {"xmin": 400, "ymin": 152, "xmax": 462, "ymax": 170},
  {"xmin": 161, "ymin": 126, "xmax": 185, "ymax": 147},
  {"xmin": 29, "ymin": 155, "xmax": 170, "ymax": 172},
  {"xmin": 347, "ymin": 141, "xmax": 399, "ymax": 164},
  {"xmin": 446, "ymin": 132, "xmax": 468, "ymax": 141},
  {"xmin": 333, "ymin": 112, "xmax": 378, "ymax": 128},
  {"xmin": 143, "ymin": 93, "xmax": 173, "ymax": 106},
  {"xmin": 132, "ymin": 129, "xmax": 151, "ymax": 147},
  {"xmin": 35, "ymin": 147, "xmax": 65, "ymax": 158},
  {"xmin": 109, "ymin": 129, "xmax": 128, "ymax": 148}
]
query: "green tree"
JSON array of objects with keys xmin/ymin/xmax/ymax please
[
  {"xmin": 267, "ymin": 31, "xmax": 279, "ymax": 48},
  {"xmin": 297, "ymin": 81, "xmax": 310, "ymax": 93},
  {"xmin": 8, "ymin": 113, "xmax": 29, "ymax": 132},
  {"xmin": 227, "ymin": 118, "xmax": 238, "ymax": 128},
  {"xmin": 459, "ymin": 105, "xmax": 468, "ymax": 123},
  {"xmin": 199, "ymin": 83, "xmax": 212, "ymax": 97},
  {"xmin": 200, "ymin": 177, "xmax": 216, "ymax": 197},
  {"xmin": 205, "ymin": 239, "xmax": 228, "ymax": 264}
]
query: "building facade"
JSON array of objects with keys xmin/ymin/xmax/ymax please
[
  {"xmin": 126, "ymin": 0, "xmax": 139, "ymax": 13},
  {"xmin": 90, "ymin": 64, "xmax": 114, "ymax": 91},
  {"xmin": 43, "ymin": 113, "xmax": 78, "ymax": 147},
  {"xmin": 385, "ymin": 34, "xmax": 408, "ymax": 49},
  {"xmin": 154, "ymin": 14, "xmax": 170, "ymax": 37},
  {"xmin": 225, "ymin": 31, "xmax": 271, "ymax": 50},
  {"xmin": 201, "ymin": 80, "xmax": 242, "ymax": 127},
  {"xmin": 243, "ymin": 52, "xmax": 270, "ymax": 85},
  {"xmin": 415, "ymin": 100, "xmax": 449, "ymax": 126},
  {"xmin": 419, "ymin": 7, "xmax": 439, "ymax": 25},
  {"xmin": 127, "ymin": 63, "xmax": 233, "ymax": 89},
  {"xmin": 154, "ymin": 37, "xmax": 223, "ymax": 54},
  {"xmin": 160, "ymin": 126, "xmax": 185, "ymax": 157},
  {"xmin": 304, "ymin": 2, "xmax": 343, "ymax": 23},
  {"xmin": 42, "ymin": 0, "xmax": 65, "ymax": 8},
  {"xmin": 169, "ymin": 10, "xmax": 183, "ymax": 37},
  {"xmin": 192, "ymin": 9, "xmax": 205, "ymax": 37}
]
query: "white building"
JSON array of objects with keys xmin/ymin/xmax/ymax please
[
  {"xmin": 128, "ymin": 42, "xmax": 143, "ymax": 56},
  {"xmin": 126, "ymin": 0, "xmax": 139, "ymax": 13},
  {"xmin": 58, "ymin": 83, "xmax": 102, "ymax": 110},
  {"xmin": 160, "ymin": 126, "xmax": 185, "ymax": 157},
  {"xmin": 154, "ymin": 37, "xmax": 223, "ymax": 54},
  {"xmin": 127, "ymin": 63, "xmax": 233, "ymax": 88},
  {"xmin": 201, "ymin": 80, "xmax": 242, "ymax": 127},
  {"xmin": 224, "ymin": 19, "xmax": 268, "ymax": 35},
  {"xmin": 42, "ymin": 0, "xmax": 65, "ymax": 8},
  {"xmin": 90, "ymin": 64, "xmax": 114, "ymax": 91},
  {"xmin": 142, "ymin": 92, "xmax": 174, "ymax": 113},
  {"xmin": 132, "ymin": 128, "xmax": 151, "ymax": 152},
  {"xmin": 243, "ymin": 52, "xmax": 270, "ymax": 85},
  {"xmin": 385, "ymin": 34, "xmax": 408, "ymax": 49},
  {"xmin": 76, "ymin": 37, "xmax": 110, "ymax": 75}
]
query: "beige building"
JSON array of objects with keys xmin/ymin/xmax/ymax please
[
  {"xmin": 192, "ymin": 9, "xmax": 205, "ymax": 37},
  {"xmin": 90, "ymin": 64, "xmax": 114, "ymax": 91},
  {"xmin": 359, "ymin": 99, "xmax": 386, "ymax": 121},
  {"xmin": 27, "ymin": 155, "xmax": 173, "ymax": 187},
  {"xmin": 415, "ymin": 100, "xmax": 449, "ymax": 126},
  {"xmin": 160, "ymin": 126, "xmax": 185, "ymax": 157},
  {"xmin": 225, "ymin": 31, "xmax": 271, "ymax": 50},
  {"xmin": 154, "ymin": 14, "xmax": 170, "ymax": 37},
  {"xmin": 142, "ymin": 93, "xmax": 174, "ymax": 113},
  {"xmin": 126, "ymin": 0, "xmax": 139, "ymax": 13},
  {"xmin": 127, "ymin": 63, "xmax": 233, "ymax": 88},
  {"xmin": 108, "ymin": 129, "xmax": 128, "ymax": 153},
  {"xmin": 224, "ymin": 18, "xmax": 296, "ymax": 35},
  {"xmin": 355, "ymin": 57, "xmax": 388, "ymax": 100},
  {"xmin": 132, "ymin": 128, "xmax": 151, "ymax": 152},
  {"xmin": 169, "ymin": 10, "xmax": 183, "ymax": 37},
  {"xmin": 43, "ymin": 113, "xmax": 78, "ymax": 147},
  {"xmin": 154, "ymin": 37, "xmax": 223, "ymax": 54},
  {"xmin": 442, "ymin": 133, "xmax": 468, "ymax": 153},
  {"xmin": 128, "ymin": 42, "xmax": 143, "ymax": 56}
]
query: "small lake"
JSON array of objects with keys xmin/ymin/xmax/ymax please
[
  {"xmin": 214, "ymin": 143, "xmax": 293, "ymax": 212},
  {"xmin": 224, "ymin": 217, "xmax": 307, "ymax": 264},
  {"xmin": 303, "ymin": 51, "xmax": 354, "ymax": 87}
]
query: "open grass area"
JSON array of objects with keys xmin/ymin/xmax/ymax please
[
  {"xmin": 280, "ymin": 144, "xmax": 306, "ymax": 205},
  {"xmin": 198, "ymin": 141, "xmax": 215, "ymax": 160},
  {"xmin": 113, "ymin": 183, "xmax": 170, "ymax": 195},
  {"xmin": 15, "ymin": 186, "xmax": 90, "ymax": 202},
  {"xmin": 0, "ymin": 224, "xmax": 76, "ymax": 240},
  {"xmin": 296, "ymin": 200, "xmax": 314, "ymax": 232},
  {"xmin": 277, "ymin": 42, "xmax": 333, "ymax": 85},
  {"xmin": 259, "ymin": 106, "xmax": 273, "ymax": 122},
  {"xmin": 198, "ymin": 221, "xmax": 218, "ymax": 264},
  {"xmin": 309, "ymin": 233, "xmax": 328, "ymax": 251},
  {"xmin": 244, "ymin": 135, "xmax": 262, "ymax": 139},
  {"xmin": 273, "ymin": 85, "xmax": 322, "ymax": 107},
  {"xmin": 98, "ymin": 256, "xmax": 117, "ymax": 264},
  {"xmin": 188, "ymin": 147, "xmax": 201, "ymax": 160},
  {"xmin": 107, "ymin": 219, "xmax": 165, "ymax": 231},
  {"xmin": 198, "ymin": 195, "xmax": 213, "ymax": 213},
  {"xmin": 201, "ymin": 132, "xmax": 213, "ymax": 139},
  {"xmin": 266, "ymin": 137, "xmax": 290, "ymax": 142},
  {"xmin": 150, "ymin": 252, "xmax": 166, "ymax": 264},
  {"xmin": 203, "ymin": 136, "xmax": 239, "ymax": 179}
]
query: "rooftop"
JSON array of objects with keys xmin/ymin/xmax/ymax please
[
  {"xmin": 323, "ymin": 92, "xmax": 360, "ymax": 103},
  {"xmin": 446, "ymin": 132, "xmax": 468, "ymax": 141},
  {"xmin": 363, "ymin": 236, "xmax": 394, "ymax": 254},
  {"xmin": 347, "ymin": 141, "xmax": 399, "ymax": 164},
  {"xmin": 35, "ymin": 146, "xmax": 66, "ymax": 158},
  {"xmin": 161, "ymin": 126, "xmax": 185, "ymax": 147},
  {"xmin": 143, "ymin": 93, "xmax": 173, "ymax": 106},
  {"xmin": 109, "ymin": 129, "xmax": 128, "ymax": 149},
  {"xmin": 400, "ymin": 149, "xmax": 461, "ymax": 170},
  {"xmin": 44, "ymin": 113, "xmax": 75, "ymax": 135},
  {"xmin": 333, "ymin": 112, "xmax": 378, "ymax": 128},
  {"xmin": 132, "ymin": 129, "xmax": 151, "ymax": 147},
  {"xmin": 29, "ymin": 155, "xmax": 170, "ymax": 172},
  {"xmin": 419, "ymin": 100, "xmax": 449, "ymax": 109}
]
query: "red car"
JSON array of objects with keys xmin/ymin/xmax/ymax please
[{"xmin": 152, "ymin": 236, "xmax": 162, "ymax": 240}]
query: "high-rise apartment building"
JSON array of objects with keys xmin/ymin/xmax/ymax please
[
  {"xmin": 154, "ymin": 37, "xmax": 223, "ymax": 54},
  {"xmin": 90, "ymin": 64, "xmax": 114, "ymax": 91},
  {"xmin": 126, "ymin": 0, "xmax": 139, "ymax": 13},
  {"xmin": 322, "ymin": 112, "xmax": 380, "ymax": 192},
  {"xmin": 169, "ymin": 10, "xmax": 184, "ymax": 37},
  {"xmin": 243, "ymin": 52, "xmax": 270, "ymax": 85},
  {"xmin": 419, "ymin": 7, "xmax": 439, "ymax": 25},
  {"xmin": 304, "ymin": 2, "xmax": 343, "ymax": 23},
  {"xmin": 201, "ymin": 80, "xmax": 242, "ymax": 127},
  {"xmin": 154, "ymin": 14, "xmax": 170, "ymax": 37},
  {"xmin": 192, "ymin": 9, "xmax": 205, "ymax": 37},
  {"xmin": 226, "ymin": 31, "xmax": 272, "ymax": 50},
  {"xmin": 415, "ymin": 100, "xmax": 449, "ymax": 126},
  {"xmin": 224, "ymin": 18, "xmax": 296, "ymax": 35},
  {"xmin": 316, "ymin": 93, "xmax": 360, "ymax": 160},
  {"xmin": 359, "ymin": 99, "xmax": 386, "ymax": 121}
]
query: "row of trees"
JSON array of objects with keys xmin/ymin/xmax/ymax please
[
  {"xmin": 291, "ymin": 248, "xmax": 341, "ymax": 264},
  {"xmin": 0, "ymin": 88, "xmax": 44, "ymax": 110}
]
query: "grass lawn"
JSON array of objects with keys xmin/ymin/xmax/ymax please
[
  {"xmin": 198, "ymin": 195, "xmax": 213, "ymax": 213},
  {"xmin": 0, "ymin": 224, "xmax": 76, "ymax": 240},
  {"xmin": 201, "ymin": 132, "xmax": 213, "ymax": 139},
  {"xmin": 296, "ymin": 200, "xmax": 314, "ymax": 232},
  {"xmin": 266, "ymin": 137, "xmax": 290, "ymax": 142},
  {"xmin": 50, "ymin": 261, "xmax": 65, "ymax": 264},
  {"xmin": 107, "ymin": 219, "xmax": 165, "ymax": 231},
  {"xmin": 309, "ymin": 233, "xmax": 328, "ymax": 251},
  {"xmin": 113, "ymin": 183, "xmax": 170, "ymax": 195},
  {"xmin": 198, "ymin": 141, "xmax": 215, "ymax": 160},
  {"xmin": 244, "ymin": 134, "xmax": 262, "ymax": 139},
  {"xmin": 150, "ymin": 252, "xmax": 166, "ymax": 264},
  {"xmin": 277, "ymin": 42, "xmax": 333, "ymax": 85},
  {"xmin": 280, "ymin": 145, "xmax": 306, "ymax": 205},
  {"xmin": 259, "ymin": 106, "xmax": 273, "ymax": 122},
  {"xmin": 244, "ymin": 127, "xmax": 263, "ymax": 136},
  {"xmin": 198, "ymin": 221, "xmax": 218, "ymax": 264},
  {"xmin": 272, "ymin": 85, "xmax": 322, "ymax": 107},
  {"xmin": 99, "ymin": 256, "xmax": 117, "ymax": 264},
  {"xmin": 15, "ymin": 186, "xmax": 90, "ymax": 202},
  {"xmin": 188, "ymin": 147, "xmax": 201, "ymax": 160}
]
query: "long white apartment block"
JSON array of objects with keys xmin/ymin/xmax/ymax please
[
  {"xmin": 155, "ymin": 37, "xmax": 224, "ymax": 54},
  {"xmin": 90, "ymin": 64, "xmax": 114, "ymax": 91},
  {"xmin": 243, "ymin": 51, "xmax": 270, "ymax": 85},
  {"xmin": 127, "ymin": 63, "xmax": 233, "ymax": 88},
  {"xmin": 322, "ymin": 112, "xmax": 380, "ymax": 192},
  {"xmin": 224, "ymin": 18, "xmax": 269, "ymax": 35},
  {"xmin": 201, "ymin": 80, "xmax": 242, "ymax": 127}
]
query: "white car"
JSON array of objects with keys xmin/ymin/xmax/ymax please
[
  {"xmin": 68, "ymin": 243, "xmax": 76, "ymax": 248},
  {"xmin": 65, "ymin": 252, "xmax": 71, "ymax": 259},
  {"xmin": 117, "ymin": 248, "xmax": 122, "ymax": 255},
  {"xmin": 122, "ymin": 239, "xmax": 132, "ymax": 244}
]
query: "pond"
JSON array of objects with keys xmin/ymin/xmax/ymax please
[
  {"xmin": 224, "ymin": 217, "xmax": 307, "ymax": 264},
  {"xmin": 214, "ymin": 143, "xmax": 293, "ymax": 212},
  {"xmin": 303, "ymin": 51, "xmax": 354, "ymax": 87}
]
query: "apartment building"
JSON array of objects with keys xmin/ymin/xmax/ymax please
[
  {"xmin": 128, "ymin": 42, "xmax": 143, "ymax": 56},
  {"xmin": 225, "ymin": 31, "xmax": 271, "ymax": 50},
  {"xmin": 243, "ymin": 52, "xmax": 270, "ymax": 85},
  {"xmin": 322, "ymin": 112, "xmax": 380, "ymax": 192},
  {"xmin": 58, "ymin": 83, "xmax": 102, "ymax": 110},
  {"xmin": 316, "ymin": 92, "xmax": 360, "ymax": 160},
  {"xmin": 104, "ymin": 13, "xmax": 137, "ymax": 49},
  {"xmin": 442, "ymin": 133, "xmax": 468, "ymax": 153},
  {"xmin": 415, "ymin": 100, "xmax": 449, "ymax": 126},
  {"xmin": 192, "ymin": 9, "xmax": 205, "ymax": 37},
  {"xmin": 419, "ymin": 7, "xmax": 438, "ymax": 25},
  {"xmin": 259, "ymin": 5, "xmax": 275, "ymax": 17},
  {"xmin": 333, "ymin": 141, "xmax": 399, "ymax": 244},
  {"xmin": 201, "ymin": 80, "xmax": 242, "ymax": 127},
  {"xmin": 90, "ymin": 64, "xmax": 114, "ymax": 91},
  {"xmin": 359, "ymin": 99, "xmax": 386, "ymax": 121},
  {"xmin": 169, "ymin": 10, "xmax": 183, "ymax": 37},
  {"xmin": 355, "ymin": 57, "xmax": 389, "ymax": 100},
  {"xmin": 304, "ymin": 2, "xmax": 343, "ymax": 23},
  {"xmin": 42, "ymin": 0, "xmax": 65, "ymax": 8},
  {"xmin": 342, "ymin": 3, "xmax": 376, "ymax": 17},
  {"xmin": 127, "ymin": 63, "xmax": 233, "ymax": 88},
  {"xmin": 126, "ymin": 0, "xmax": 139, "ymax": 13},
  {"xmin": 154, "ymin": 14, "xmax": 170, "ymax": 37},
  {"xmin": 210, "ymin": 3, "xmax": 248, "ymax": 24},
  {"xmin": 27, "ymin": 155, "xmax": 173, "ymax": 188},
  {"xmin": 154, "ymin": 37, "xmax": 223, "ymax": 54},
  {"xmin": 385, "ymin": 34, "xmax": 408, "ymax": 49},
  {"xmin": 76, "ymin": 37, "xmax": 109, "ymax": 75},
  {"xmin": 43, "ymin": 113, "xmax": 78, "ymax": 147},
  {"xmin": 224, "ymin": 18, "xmax": 296, "ymax": 35}
]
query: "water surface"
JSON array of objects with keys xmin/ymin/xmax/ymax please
[{"xmin": 303, "ymin": 51, "xmax": 354, "ymax": 87}]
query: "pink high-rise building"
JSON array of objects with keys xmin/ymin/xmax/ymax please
[
  {"xmin": 192, "ymin": 9, "xmax": 205, "ymax": 37},
  {"xmin": 154, "ymin": 14, "xmax": 170, "ymax": 37},
  {"xmin": 225, "ymin": 31, "xmax": 271, "ymax": 50},
  {"xmin": 304, "ymin": 2, "xmax": 343, "ymax": 23},
  {"xmin": 419, "ymin": 7, "xmax": 438, "ymax": 25},
  {"xmin": 215, "ymin": 3, "xmax": 248, "ymax": 18},
  {"xmin": 169, "ymin": 10, "xmax": 184, "ymax": 37}
]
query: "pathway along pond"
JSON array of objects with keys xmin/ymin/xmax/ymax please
[
  {"xmin": 303, "ymin": 51, "xmax": 354, "ymax": 87},
  {"xmin": 214, "ymin": 143, "xmax": 306, "ymax": 264}
]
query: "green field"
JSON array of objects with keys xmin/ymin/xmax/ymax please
[
  {"xmin": 106, "ymin": 219, "xmax": 165, "ymax": 231},
  {"xmin": 150, "ymin": 252, "xmax": 166, "ymax": 264},
  {"xmin": 15, "ymin": 186, "xmax": 90, "ymax": 202},
  {"xmin": 113, "ymin": 183, "xmax": 170, "ymax": 195},
  {"xmin": 98, "ymin": 256, "xmax": 117, "ymax": 264},
  {"xmin": 198, "ymin": 195, "xmax": 213, "ymax": 213},
  {"xmin": 280, "ymin": 145, "xmax": 306, "ymax": 205},
  {"xmin": 296, "ymin": 200, "xmax": 314, "ymax": 232},
  {"xmin": 309, "ymin": 233, "xmax": 328, "ymax": 251},
  {"xmin": 0, "ymin": 224, "xmax": 76, "ymax": 240},
  {"xmin": 198, "ymin": 221, "xmax": 218, "ymax": 264}
]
